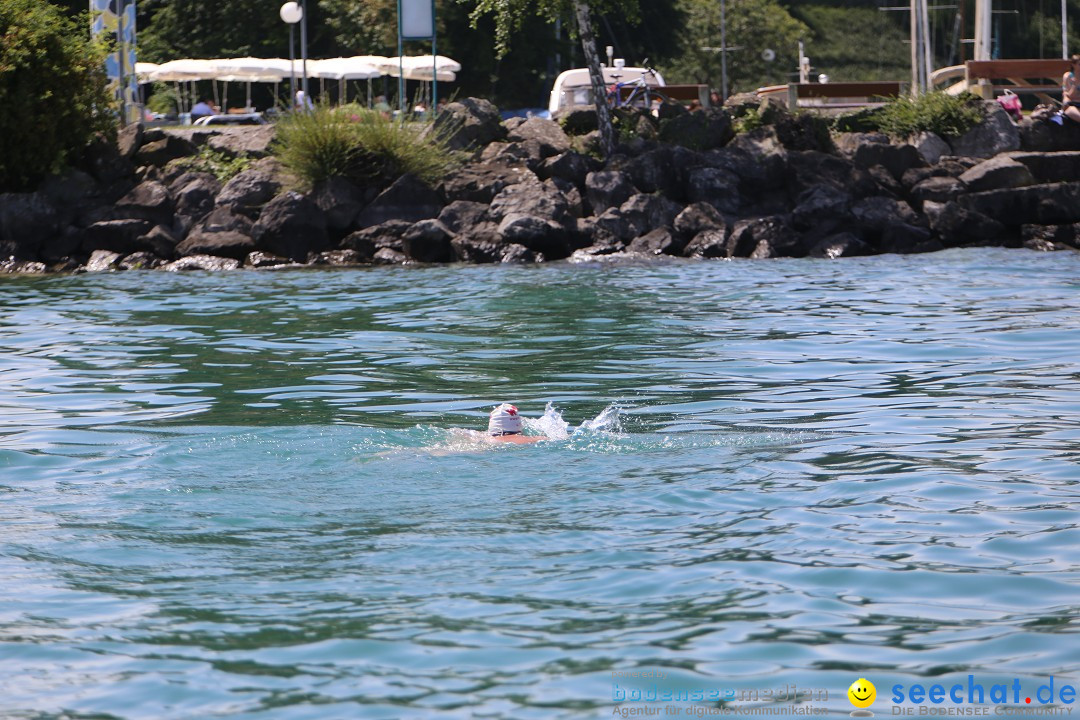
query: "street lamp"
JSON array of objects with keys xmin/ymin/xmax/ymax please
[{"xmin": 279, "ymin": 0, "xmax": 308, "ymax": 107}]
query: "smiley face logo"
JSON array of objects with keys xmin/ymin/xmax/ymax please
[{"xmin": 848, "ymin": 678, "xmax": 876, "ymax": 709}]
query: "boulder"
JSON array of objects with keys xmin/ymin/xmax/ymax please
[
  {"xmin": 959, "ymin": 156, "xmax": 1036, "ymax": 193},
  {"xmin": 791, "ymin": 184, "xmax": 852, "ymax": 233},
  {"xmin": 434, "ymin": 97, "xmax": 507, "ymax": 151},
  {"xmin": 726, "ymin": 216, "xmax": 799, "ymax": 259},
  {"xmin": 489, "ymin": 177, "xmax": 570, "ymax": 228},
  {"xmin": 117, "ymin": 122, "xmax": 145, "ymax": 160},
  {"xmin": 40, "ymin": 226, "xmax": 85, "ymax": 263},
  {"xmin": 1021, "ymin": 224, "xmax": 1080, "ymax": 249},
  {"xmin": 119, "ymin": 251, "xmax": 164, "ymax": 270},
  {"xmin": 440, "ymin": 162, "xmax": 534, "ymax": 204},
  {"xmin": 911, "ymin": 176, "xmax": 965, "ymax": 207},
  {"xmin": 402, "ymin": 219, "xmax": 455, "ymax": 263},
  {"xmin": 554, "ymin": 106, "xmax": 598, "ymax": 135},
  {"xmin": 500, "ymin": 243, "xmax": 542, "ymax": 263},
  {"xmin": 354, "ymin": 174, "xmax": 442, "ymax": 229},
  {"xmin": 177, "ymin": 207, "xmax": 255, "ymax": 259},
  {"xmin": 0, "ymin": 192, "xmax": 61, "ymax": 260},
  {"xmin": 207, "ymin": 126, "xmax": 276, "ymax": 159},
  {"xmin": 925, "ymin": 200, "xmax": 1007, "ymax": 247},
  {"xmin": 496, "ymin": 214, "xmax": 571, "ymax": 258},
  {"xmin": 173, "ymin": 173, "xmax": 221, "ymax": 230},
  {"xmin": 113, "ymin": 181, "xmax": 175, "ymax": 227},
  {"xmin": 81, "ymin": 219, "xmax": 154, "ymax": 256},
  {"xmin": 949, "ymin": 102, "xmax": 1020, "ymax": 159},
  {"xmin": 373, "ymin": 247, "xmax": 408, "ymax": 265},
  {"xmin": 163, "ymin": 255, "xmax": 241, "ymax": 272},
  {"xmin": 593, "ymin": 193, "xmax": 682, "ymax": 244},
  {"xmin": 627, "ymin": 227, "xmax": 683, "ymax": 256},
  {"xmin": 84, "ymin": 249, "xmax": 123, "ymax": 272},
  {"xmin": 312, "ymin": 177, "xmax": 367, "ymax": 232},
  {"xmin": 245, "ymin": 251, "xmax": 296, "ymax": 268},
  {"xmin": 216, "ymin": 162, "xmax": 283, "ymax": 216},
  {"xmin": 38, "ymin": 169, "xmax": 101, "ymax": 226},
  {"xmin": 538, "ymin": 151, "xmax": 596, "ymax": 189},
  {"xmin": 308, "ymin": 249, "xmax": 366, "ymax": 266},
  {"xmin": 705, "ymin": 134, "xmax": 786, "ymax": 193},
  {"xmin": 135, "ymin": 225, "xmax": 179, "ymax": 259},
  {"xmin": 958, "ymin": 182, "xmax": 1080, "ymax": 226},
  {"xmin": 912, "ymin": 131, "xmax": 952, "ymax": 165},
  {"xmin": 341, "ymin": 220, "xmax": 411, "ymax": 259},
  {"xmin": 851, "ymin": 196, "xmax": 921, "ymax": 232},
  {"xmin": 1018, "ymin": 117, "xmax": 1080, "ymax": 152},
  {"xmin": 451, "ymin": 228, "xmax": 507, "ymax": 264},
  {"xmin": 438, "ymin": 201, "xmax": 490, "ymax": 233},
  {"xmin": 658, "ymin": 108, "xmax": 734, "ymax": 151},
  {"xmin": 851, "ymin": 141, "xmax": 925, "ymax": 182},
  {"xmin": 251, "ymin": 191, "xmax": 329, "ymax": 262},
  {"xmin": 683, "ymin": 229, "xmax": 729, "ymax": 258},
  {"xmin": 626, "ymin": 146, "xmax": 702, "ymax": 200},
  {"xmin": 1007, "ymin": 151, "xmax": 1080, "ymax": 184},
  {"xmin": 505, "ymin": 117, "xmax": 571, "ymax": 158},
  {"xmin": 673, "ymin": 202, "xmax": 726, "ymax": 240},
  {"xmin": 83, "ymin": 135, "xmax": 134, "ymax": 184},
  {"xmin": 808, "ymin": 232, "xmax": 867, "ymax": 259},
  {"xmin": 135, "ymin": 135, "xmax": 196, "ymax": 167},
  {"xmin": 585, "ymin": 170, "xmax": 636, "ymax": 214},
  {"xmin": 685, "ymin": 167, "xmax": 740, "ymax": 214}
]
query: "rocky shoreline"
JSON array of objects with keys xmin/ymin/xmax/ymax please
[{"xmin": 3, "ymin": 96, "xmax": 1080, "ymax": 275}]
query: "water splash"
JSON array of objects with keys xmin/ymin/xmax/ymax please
[
  {"xmin": 574, "ymin": 403, "xmax": 622, "ymax": 434},
  {"xmin": 521, "ymin": 402, "xmax": 622, "ymax": 440}
]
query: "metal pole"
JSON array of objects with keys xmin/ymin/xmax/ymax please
[
  {"xmin": 432, "ymin": 0, "xmax": 438, "ymax": 116},
  {"xmin": 1064, "ymin": 0, "xmax": 1070, "ymax": 58},
  {"xmin": 289, "ymin": 24, "xmax": 296, "ymax": 106},
  {"xmin": 300, "ymin": 0, "xmax": 309, "ymax": 104},
  {"xmin": 398, "ymin": 0, "xmax": 405, "ymax": 113},
  {"xmin": 720, "ymin": 0, "xmax": 728, "ymax": 101},
  {"xmin": 921, "ymin": 0, "xmax": 932, "ymax": 91}
]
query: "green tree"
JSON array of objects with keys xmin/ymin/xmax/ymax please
[
  {"xmin": 462, "ymin": 0, "xmax": 646, "ymax": 157},
  {"xmin": 663, "ymin": 0, "xmax": 808, "ymax": 94},
  {"xmin": 0, "ymin": 0, "xmax": 114, "ymax": 191}
]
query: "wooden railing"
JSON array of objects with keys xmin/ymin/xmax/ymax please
[
  {"xmin": 785, "ymin": 81, "xmax": 905, "ymax": 110},
  {"xmin": 965, "ymin": 59, "xmax": 1071, "ymax": 103}
]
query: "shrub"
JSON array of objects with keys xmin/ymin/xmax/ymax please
[
  {"xmin": 273, "ymin": 104, "xmax": 460, "ymax": 189},
  {"xmin": 834, "ymin": 91, "xmax": 985, "ymax": 139},
  {"xmin": 0, "ymin": 0, "xmax": 114, "ymax": 191},
  {"xmin": 170, "ymin": 147, "xmax": 252, "ymax": 183}
]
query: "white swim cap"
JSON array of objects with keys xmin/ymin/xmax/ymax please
[{"xmin": 488, "ymin": 403, "xmax": 523, "ymax": 435}]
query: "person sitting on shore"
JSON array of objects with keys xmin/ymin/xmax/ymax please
[
  {"xmin": 190, "ymin": 98, "xmax": 217, "ymax": 122},
  {"xmin": 486, "ymin": 403, "xmax": 543, "ymax": 444},
  {"xmin": 1062, "ymin": 55, "xmax": 1080, "ymax": 123}
]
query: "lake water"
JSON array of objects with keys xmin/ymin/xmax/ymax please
[{"xmin": 1, "ymin": 248, "xmax": 1078, "ymax": 719}]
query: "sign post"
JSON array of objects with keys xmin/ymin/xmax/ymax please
[{"xmin": 398, "ymin": 0, "xmax": 437, "ymax": 115}]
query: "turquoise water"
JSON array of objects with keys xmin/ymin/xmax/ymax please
[{"xmin": 1, "ymin": 249, "xmax": 1078, "ymax": 719}]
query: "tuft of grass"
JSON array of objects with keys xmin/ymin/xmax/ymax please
[
  {"xmin": 171, "ymin": 147, "xmax": 252, "ymax": 183},
  {"xmin": 734, "ymin": 107, "xmax": 764, "ymax": 134},
  {"xmin": 272, "ymin": 104, "xmax": 461, "ymax": 189},
  {"xmin": 834, "ymin": 91, "xmax": 985, "ymax": 139}
]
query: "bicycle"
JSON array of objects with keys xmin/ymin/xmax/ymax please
[{"xmin": 605, "ymin": 62, "xmax": 671, "ymax": 111}]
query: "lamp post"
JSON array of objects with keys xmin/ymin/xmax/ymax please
[
  {"xmin": 280, "ymin": 0, "xmax": 309, "ymax": 108},
  {"xmin": 280, "ymin": 1, "xmax": 301, "ymax": 106}
]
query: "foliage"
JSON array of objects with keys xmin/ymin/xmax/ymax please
[
  {"xmin": 146, "ymin": 82, "xmax": 179, "ymax": 116},
  {"xmin": 661, "ymin": 0, "xmax": 808, "ymax": 94},
  {"xmin": 170, "ymin": 147, "xmax": 252, "ymax": 183},
  {"xmin": 788, "ymin": 5, "xmax": 910, "ymax": 83},
  {"xmin": 137, "ymin": 0, "xmax": 290, "ymax": 62},
  {"xmin": 273, "ymin": 104, "xmax": 461, "ymax": 189},
  {"xmin": 836, "ymin": 91, "xmax": 985, "ymax": 139},
  {"xmin": 733, "ymin": 107, "xmax": 764, "ymax": 134},
  {"xmin": 0, "ymin": 0, "xmax": 114, "ymax": 192}
]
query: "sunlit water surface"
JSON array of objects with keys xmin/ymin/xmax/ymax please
[{"xmin": 0, "ymin": 249, "xmax": 1078, "ymax": 719}]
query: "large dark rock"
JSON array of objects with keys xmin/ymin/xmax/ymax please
[
  {"xmin": 38, "ymin": 169, "xmax": 101, "ymax": 226},
  {"xmin": 402, "ymin": 219, "xmax": 455, "ymax": 263},
  {"xmin": 910, "ymin": 176, "xmax": 965, "ymax": 207},
  {"xmin": 912, "ymin": 131, "xmax": 952, "ymax": 165},
  {"xmin": 81, "ymin": 219, "xmax": 154, "ymax": 256},
  {"xmin": 451, "ymin": 226, "xmax": 507, "ymax": 264},
  {"xmin": 135, "ymin": 135, "xmax": 197, "ymax": 167},
  {"xmin": 627, "ymin": 227, "xmax": 683, "ymax": 256},
  {"xmin": 506, "ymin": 117, "xmax": 571, "ymax": 158},
  {"xmin": 924, "ymin": 200, "xmax": 1007, "ymax": 247},
  {"xmin": 686, "ymin": 167, "xmax": 740, "ymax": 215},
  {"xmin": 440, "ymin": 162, "xmax": 534, "ymax": 204},
  {"xmin": 1021, "ymin": 223, "xmax": 1080, "ymax": 250},
  {"xmin": 117, "ymin": 123, "xmax": 145, "ymax": 161},
  {"xmin": 959, "ymin": 156, "xmax": 1036, "ymax": 193},
  {"xmin": 850, "ymin": 141, "xmax": 925, "ymax": 182},
  {"xmin": 496, "ymin": 214, "xmax": 571, "ymax": 258},
  {"xmin": 434, "ymin": 97, "xmax": 507, "ymax": 151},
  {"xmin": 626, "ymin": 146, "xmax": 702, "ymax": 201},
  {"xmin": 593, "ymin": 193, "xmax": 682, "ymax": 244},
  {"xmin": 489, "ymin": 177, "xmax": 571, "ymax": 228},
  {"xmin": 674, "ymin": 202, "xmax": 726, "ymax": 240},
  {"xmin": 809, "ymin": 232, "xmax": 868, "ymax": 259},
  {"xmin": 705, "ymin": 133, "xmax": 787, "ymax": 193},
  {"xmin": 658, "ymin": 108, "xmax": 734, "ymax": 151},
  {"xmin": 726, "ymin": 216, "xmax": 799, "ymax": 259},
  {"xmin": 312, "ymin": 177, "xmax": 367, "ymax": 232},
  {"xmin": 340, "ymin": 220, "xmax": 412, "ymax": 261},
  {"xmin": 1018, "ymin": 117, "xmax": 1080, "ymax": 152},
  {"xmin": 438, "ymin": 201, "xmax": 490, "ymax": 233},
  {"xmin": 135, "ymin": 225, "xmax": 179, "ymax": 259},
  {"xmin": 173, "ymin": 173, "xmax": 221, "ymax": 230},
  {"xmin": 251, "ymin": 191, "xmax": 329, "ymax": 262},
  {"xmin": 538, "ymin": 151, "xmax": 596, "ymax": 189},
  {"xmin": 0, "ymin": 192, "xmax": 61, "ymax": 260},
  {"xmin": 791, "ymin": 184, "xmax": 852, "ymax": 234},
  {"xmin": 950, "ymin": 102, "xmax": 1020, "ymax": 159},
  {"xmin": 207, "ymin": 126, "xmax": 276, "ymax": 159},
  {"xmin": 958, "ymin": 182, "xmax": 1080, "ymax": 226},
  {"xmin": 554, "ymin": 106, "xmax": 599, "ymax": 135},
  {"xmin": 1008, "ymin": 151, "xmax": 1080, "ymax": 184},
  {"xmin": 355, "ymin": 174, "xmax": 442, "ymax": 229},
  {"xmin": 163, "ymin": 255, "xmax": 242, "ymax": 272},
  {"xmin": 84, "ymin": 135, "xmax": 135, "ymax": 185},
  {"xmin": 683, "ymin": 229, "xmax": 729, "ymax": 258},
  {"xmin": 113, "ymin": 181, "xmax": 175, "ymax": 227},
  {"xmin": 177, "ymin": 207, "xmax": 255, "ymax": 259},
  {"xmin": 216, "ymin": 161, "xmax": 283, "ymax": 216},
  {"xmin": 585, "ymin": 170, "xmax": 636, "ymax": 214}
]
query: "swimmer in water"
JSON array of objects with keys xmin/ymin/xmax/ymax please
[{"xmin": 484, "ymin": 403, "xmax": 544, "ymax": 444}]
